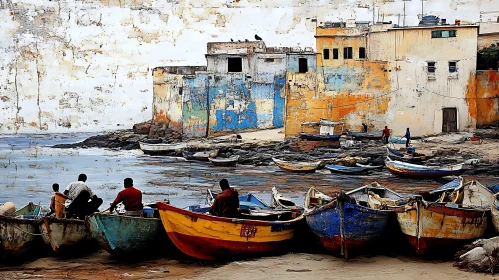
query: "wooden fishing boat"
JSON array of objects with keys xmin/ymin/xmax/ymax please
[
  {"xmin": 40, "ymin": 217, "xmax": 96, "ymax": 254},
  {"xmin": 299, "ymin": 133, "xmax": 342, "ymax": 141},
  {"xmin": 14, "ymin": 202, "xmax": 41, "ymax": 216},
  {"xmin": 385, "ymin": 158, "xmax": 468, "ymax": 179},
  {"xmin": 347, "ymin": 130, "xmax": 383, "ymax": 140},
  {"xmin": 271, "ymin": 186, "xmax": 303, "ymax": 211},
  {"xmin": 86, "ymin": 212, "xmax": 168, "ymax": 256},
  {"xmin": 272, "ymin": 158, "xmax": 321, "ymax": 173},
  {"xmin": 139, "ymin": 142, "xmax": 187, "ymax": 155},
  {"xmin": 386, "ymin": 147, "xmax": 429, "ymax": 163},
  {"xmin": 0, "ymin": 203, "xmax": 43, "ymax": 261},
  {"xmin": 305, "ymin": 183, "xmax": 404, "ymax": 259},
  {"xmin": 157, "ymin": 202, "xmax": 303, "ymax": 260},
  {"xmin": 299, "ymin": 120, "xmax": 344, "ymax": 141},
  {"xmin": 325, "ymin": 164, "xmax": 373, "ymax": 174},
  {"xmin": 208, "ymin": 156, "xmax": 239, "ymax": 167},
  {"xmin": 488, "ymin": 183, "xmax": 499, "ymax": 194},
  {"xmin": 183, "ymin": 149, "xmax": 219, "ymax": 161},
  {"xmin": 395, "ymin": 179, "xmax": 492, "ymax": 254},
  {"xmin": 355, "ymin": 163, "xmax": 383, "ymax": 170}
]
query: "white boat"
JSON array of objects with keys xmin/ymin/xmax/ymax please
[
  {"xmin": 139, "ymin": 142, "xmax": 187, "ymax": 155},
  {"xmin": 271, "ymin": 186, "xmax": 303, "ymax": 210}
]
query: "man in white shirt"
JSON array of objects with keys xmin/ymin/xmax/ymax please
[{"xmin": 64, "ymin": 174, "xmax": 102, "ymax": 219}]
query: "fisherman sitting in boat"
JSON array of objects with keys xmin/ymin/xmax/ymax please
[
  {"xmin": 64, "ymin": 174, "xmax": 103, "ymax": 219},
  {"xmin": 46, "ymin": 183, "xmax": 68, "ymax": 217},
  {"xmin": 109, "ymin": 178, "xmax": 143, "ymax": 217},
  {"xmin": 210, "ymin": 179, "xmax": 240, "ymax": 218}
]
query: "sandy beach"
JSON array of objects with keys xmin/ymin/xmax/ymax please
[{"xmin": 0, "ymin": 252, "xmax": 495, "ymax": 280}]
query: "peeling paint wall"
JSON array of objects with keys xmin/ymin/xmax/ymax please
[
  {"xmin": 285, "ymin": 24, "xmax": 478, "ymax": 137},
  {"xmin": 475, "ymin": 70, "xmax": 499, "ymax": 125},
  {"xmin": 1, "ymin": 0, "xmax": 498, "ymax": 133}
]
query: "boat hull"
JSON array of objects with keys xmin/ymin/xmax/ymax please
[
  {"xmin": 0, "ymin": 216, "xmax": 42, "ymax": 260},
  {"xmin": 300, "ymin": 133, "xmax": 341, "ymax": 141},
  {"xmin": 272, "ymin": 158, "xmax": 319, "ymax": 173},
  {"xmin": 491, "ymin": 194, "xmax": 499, "ymax": 234},
  {"xmin": 385, "ymin": 161, "xmax": 467, "ymax": 179},
  {"xmin": 208, "ymin": 157, "xmax": 239, "ymax": 167},
  {"xmin": 305, "ymin": 201, "xmax": 392, "ymax": 259},
  {"xmin": 40, "ymin": 217, "xmax": 95, "ymax": 254},
  {"xmin": 86, "ymin": 213, "xmax": 167, "ymax": 256},
  {"xmin": 348, "ymin": 131, "xmax": 383, "ymax": 140},
  {"xmin": 396, "ymin": 203, "xmax": 488, "ymax": 254},
  {"xmin": 157, "ymin": 203, "xmax": 302, "ymax": 260},
  {"xmin": 139, "ymin": 142, "xmax": 187, "ymax": 155}
]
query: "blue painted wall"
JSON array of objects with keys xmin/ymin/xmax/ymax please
[{"xmin": 182, "ymin": 74, "xmax": 209, "ymax": 138}]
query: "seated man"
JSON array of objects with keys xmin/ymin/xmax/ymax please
[
  {"xmin": 46, "ymin": 183, "xmax": 68, "ymax": 217},
  {"xmin": 64, "ymin": 174, "xmax": 103, "ymax": 219},
  {"xmin": 209, "ymin": 179, "xmax": 240, "ymax": 218},
  {"xmin": 109, "ymin": 178, "xmax": 143, "ymax": 216}
]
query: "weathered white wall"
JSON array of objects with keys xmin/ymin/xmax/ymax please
[
  {"xmin": 369, "ymin": 27, "xmax": 478, "ymax": 136},
  {"xmin": 1, "ymin": 0, "xmax": 498, "ymax": 133}
]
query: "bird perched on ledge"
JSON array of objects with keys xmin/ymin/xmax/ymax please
[{"xmin": 255, "ymin": 34, "xmax": 262, "ymax": 41}]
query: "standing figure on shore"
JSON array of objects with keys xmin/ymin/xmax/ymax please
[
  {"xmin": 381, "ymin": 126, "xmax": 390, "ymax": 144},
  {"xmin": 64, "ymin": 174, "xmax": 103, "ymax": 219},
  {"xmin": 109, "ymin": 178, "xmax": 143, "ymax": 217},
  {"xmin": 209, "ymin": 179, "xmax": 240, "ymax": 218},
  {"xmin": 46, "ymin": 183, "xmax": 68, "ymax": 217},
  {"xmin": 404, "ymin": 128, "xmax": 411, "ymax": 148},
  {"xmin": 362, "ymin": 123, "xmax": 368, "ymax": 133}
]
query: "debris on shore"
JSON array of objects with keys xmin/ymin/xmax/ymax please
[{"xmin": 454, "ymin": 237, "xmax": 499, "ymax": 274}]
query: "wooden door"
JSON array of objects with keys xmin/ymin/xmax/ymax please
[{"xmin": 442, "ymin": 108, "xmax": 457, "ymax": 133}]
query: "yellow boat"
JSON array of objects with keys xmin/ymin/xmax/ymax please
[
  {"xmin": 396, "ymin": 180, "xmax": 491, "ymax": 254},
  {"xmin": 157, "ymin": 202, "xmax": 303, "ymax": 260},
  {"xmin": 272, "ymin": 158, "xmax": 321, "ymax": 173}
]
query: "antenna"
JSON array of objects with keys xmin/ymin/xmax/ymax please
[{"xmin": 402, "ymin": 0, "xmax": 411, "ymax": 27}]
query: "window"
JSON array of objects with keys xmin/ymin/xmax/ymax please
[
  {"xmin": 343, "ymin": 47, "xmax": 353, "ymax": 59},
  {"xmin": 449, "ymin": 61, "xmax": 457, "ymax": 73},
  {"xmin": 228, "ymin": 57, "xmax": 242, "ymax": 72},
  {"xmin": 298, "ymin": 58, "xmax": 308, "ymax": 73},
  {"xmin": 427, "ymin": 62, "xmax": 436, "ymax": 73},
  {"xmin": 333, "ymin": 48, "xmax": 339, "ymax": 59},
  {"xmin": 431, "ymin": 30, "xmax": 457, "ymax": 38},
  {"xmin": 264, "ymin": 58, "xmax": 274, "ymax": 62},
  {"xmin": 323, "ymin": 49, "xmax": 330, "ymax": 60},
  {"xmin": 359, "ymin": 47, "xmax": 366, "ymax": 59}
]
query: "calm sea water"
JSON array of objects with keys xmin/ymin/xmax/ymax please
[{"xmin": 1, "ymin": 135, "xmax": 496, "ymax": 212}]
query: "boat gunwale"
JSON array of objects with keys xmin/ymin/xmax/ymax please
[
  {"xmin": 0, "ymin": 215, "xmax": 41, "ymax": 224},
  {"xmin": 157, "ymin": 202, "xmax": 303, "ymax": 225}
]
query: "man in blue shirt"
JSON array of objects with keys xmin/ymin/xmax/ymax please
[{"xmin": 404, "ymin": 128, "xmax": 411, "ymax": 148}]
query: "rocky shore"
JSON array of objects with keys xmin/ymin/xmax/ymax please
[{"xmin": 51, "ymin": 121, "xmax": 499, "ymax": 176}]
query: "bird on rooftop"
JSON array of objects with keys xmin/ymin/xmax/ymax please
[
  {"xmin": 255, "ymin": 34, "xmax": 262, "ymax": 41},
  {"xmin": 231, "ymin": 38, "xmax": 234, "ymax": 42},
  {"xmin": 245, "ymin": 39, "xmax": 249, "ymax": 42}
]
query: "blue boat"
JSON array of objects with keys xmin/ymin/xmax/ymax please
[
  {"xmin": 386, "ymin": 147, "xmax": 429, "ymax": 163},
  {"xmin": 488, "ymin": 183, "xmax": 499, "ymax": 194},
  {"xmin": 385, "ymin": 158, "xmax": 469, "ymax": 179},
  {"xmin": 325, "ymin": 164, "xmax": 373, "ymax": 174},
  {"xmin": 299, "ymin": 133, "xmax": 342, "ymax": 141},
  {"xmin": 305, "ymin": 183, "xmax": 404, "ymax": 259},
  {"xmin": 86, "ymin": 212, "xmax": 168, "ymax": 256},
  {"xmin": 188, "ymin": 190, "xmax": 269, "ymax": 213}
]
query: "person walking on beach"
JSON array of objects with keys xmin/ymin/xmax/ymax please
[
  {"xmin": 46, "ymin": 183, "xmax": 68, "ymax": 217},
  {"xmin": 381, "ymin": 126, "xmax": 390, "ymax": 144},
  {"xmin": 404, "ymin": 128, "xmax": 411, "ymax": 148},
  {"xmin": 210, "ymin": 179, "xmax": 240, "ymax": 218},
  {"xmin": 64, "ymin": 174, "xmax": 103, "ymax": 219},
  {"xmin": 109, "ymin": 178, "xmax": 143, "ymax": 216}
]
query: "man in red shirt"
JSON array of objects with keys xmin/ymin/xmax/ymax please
[
  {"xmin": 110, "ymin": 178, "xmax": 143, "ymax": 216},
  {"xmin": 210, "ymin": 179, "xmax": 240, "ymax": 218},
  {"xmin": 381, "ymin": 126, "xmax": 390, "ymax": 144}
]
